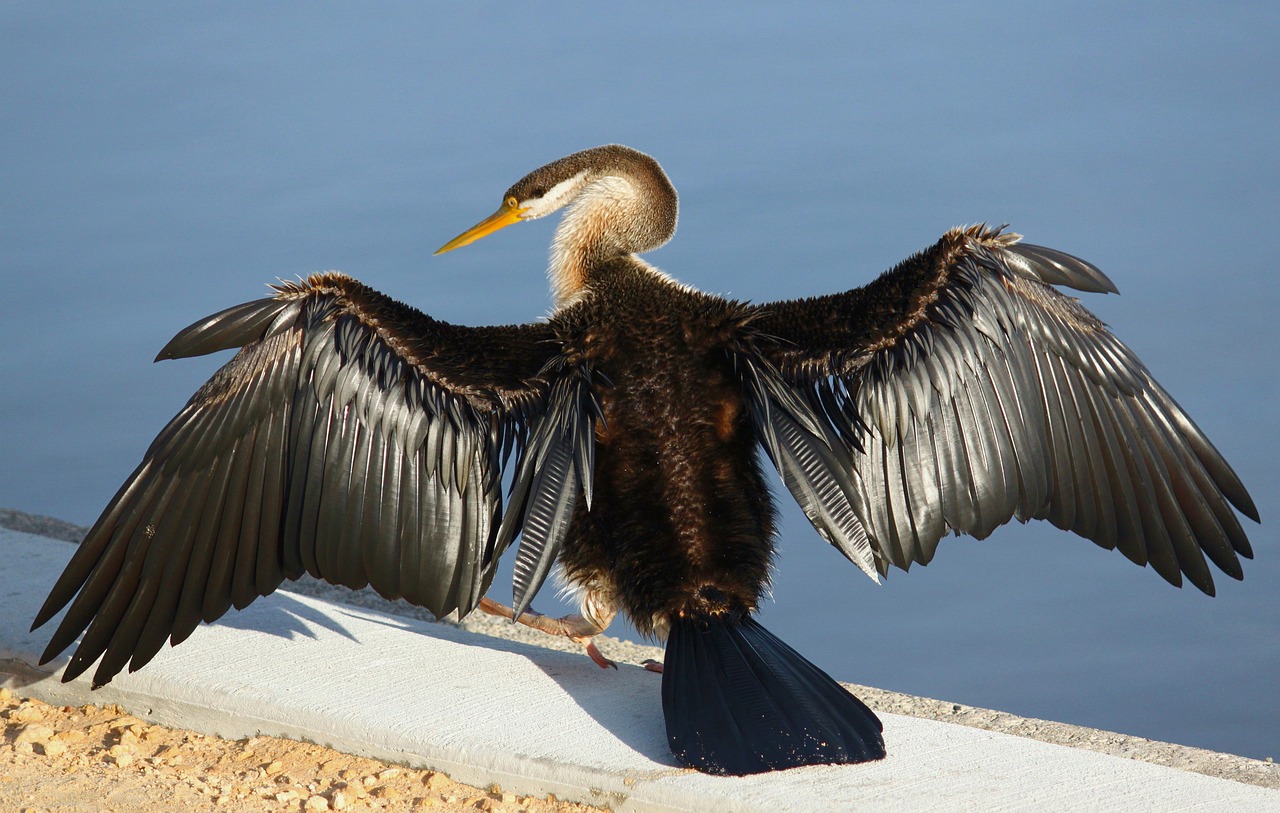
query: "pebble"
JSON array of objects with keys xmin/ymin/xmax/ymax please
[
  {"xmin": 109, "ymin": 716, "xmax": 144, "ymax": 733},
  {"xmin": 15, "ymin": 724, "xmax": 55, "ymax": 745},
  {"xmin": 372, "ymin": 785, "xmax": 402, "ymax": 802},
  {"xmin": 331, "ymin": 790, "xmax": 350, "ymax": 810},
  {"xmin": 40, "ymin": 740, "xmax": 68, "ymax": 758},
  {"xmin": 305, "ymin": 794, "xmax": 330, "ymax": 810},
  {"xmin": 9, "ymin": 704, "xmax": 45, "ymax": 723},
  {"xmin": 424, "ymin": 772, "xmax": 448, "ymax": 791},
  {"xmin": 108, "ymin": 745, "xmax": 135, "ymax": 768}
]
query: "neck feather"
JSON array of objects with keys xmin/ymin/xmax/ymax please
[{"xmin": 547, "ymin": 173, "xmax": 676, "ymax": 308}]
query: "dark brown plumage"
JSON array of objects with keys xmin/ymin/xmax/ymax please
[
  {"xmin": 554, "ymin": 262, "xmax": 775, "ymax": 634},
  {"xmin": 33, "ymin": 145, "xmax": 1257, "ymax": 776}
]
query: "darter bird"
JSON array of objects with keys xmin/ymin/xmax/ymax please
[{"xmin": 33, "ymin": 145, "xmax": 1258, "ymax": 775}]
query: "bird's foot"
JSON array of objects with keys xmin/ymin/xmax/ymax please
[
  {"xmin": 641, "ymin": 658, "xmax": 664, "ymax": 674},
  {"xmin": 576, "ymin": 637, "xmax": 618, "ymax": 670},
  {"xmin": 478, "ymin": 597, "xmax": 618, "ymax": 669}
]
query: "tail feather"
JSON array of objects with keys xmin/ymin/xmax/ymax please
[{"xmin": 662, "ymin": 614, "xmax": 885, "ymax": 775}]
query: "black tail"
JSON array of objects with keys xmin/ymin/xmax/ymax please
[{"xmin": 662, "ymin": 614, "xmax": 884, "ymax": 775}]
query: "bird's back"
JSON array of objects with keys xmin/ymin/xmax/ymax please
[{"xmin": 553, "ymin": 261, "xmax": 776, "ymax": 635}]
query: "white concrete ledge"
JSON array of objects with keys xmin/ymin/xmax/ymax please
[{"xmin": 3, "ymin": 528, "xmax": 1276, "ymax": 812}]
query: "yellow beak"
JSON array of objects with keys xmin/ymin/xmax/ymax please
[{"xmin": 434, "ymin": 203, "xmax": 526, "ymax": 255}]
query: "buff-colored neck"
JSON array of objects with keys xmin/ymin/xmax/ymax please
[{"xmin": 548, "ymin": 175, "xmax": 642, "ymax": 309}]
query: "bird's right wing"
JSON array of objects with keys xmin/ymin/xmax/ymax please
[{"xmin": 32, "ymin": 272, "xmax": 593, "ymax": 687}]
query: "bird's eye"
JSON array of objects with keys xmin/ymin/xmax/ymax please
[{"xmin": 506, "ymin": 196, "xmax": 519, "ymax": 209}]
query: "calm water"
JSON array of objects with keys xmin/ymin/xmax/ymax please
[{"xmin": 3, "ymin": 4, "xmax": 1277, "ymax": 760}]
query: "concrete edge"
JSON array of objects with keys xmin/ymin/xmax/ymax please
[
  {"xmin": 5, "ymin": 507, "xmax": 1276, "ymax": 792},
  {"xmin": 0, "ymin": 657, "xmax": 641, "ymax": 811}
]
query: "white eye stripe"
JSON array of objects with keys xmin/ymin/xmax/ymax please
[{"xmin": 520, "ymin": 170, "xmax": 590, "ymax": 219}]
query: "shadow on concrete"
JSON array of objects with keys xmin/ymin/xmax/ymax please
[
  {"xmin": 348, "ymin": 608, "xmax": 676, "ymax": 768},
  {"xmin": 6, "ymin": 521, "xmax": 673, "ymax": 769},
  {"xmin": 215, "ymin": 591, "xmax": 361, "ymax": 644}
]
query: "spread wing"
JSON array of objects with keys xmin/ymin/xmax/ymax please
[
  {"xmin": 33, "ymin": 272, "xmax": 595, "ymax": 687},
  {"xmin": 741, "ymin": 226, "xmax": 1258, "ymax": 593}
]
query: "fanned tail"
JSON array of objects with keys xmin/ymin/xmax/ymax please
[{"xmin": 662, "ymin": 614, "xmax": 885, "ymax": 775}]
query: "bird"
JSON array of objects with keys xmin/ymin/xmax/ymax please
[{"xmin": 32, "ymin": 144, "xmax": 1258, "ymax": 776}]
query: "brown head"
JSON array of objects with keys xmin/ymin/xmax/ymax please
[{"xmin": 436, "ymin": 145, "xmax": 679, "ymax": 306}]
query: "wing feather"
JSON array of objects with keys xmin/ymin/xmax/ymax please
[
  {"xmin": 33, "ymin": 272, "xmax": 566, "ymax": 686},
  {"xmin": 505, "ymin": 366, "xmax": 601, "ymax": 617},
  {"xmin": 736, "ymin": 355, "xmax": 877, "ymax": 578},
  {"xmin": 745, "ymin": 226, "xmax": 1256, "ymax": 593}
]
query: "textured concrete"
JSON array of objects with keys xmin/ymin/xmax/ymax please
[{"xmin": 3, "ymin": 527, "xmax": 1277, "ymax": 811}]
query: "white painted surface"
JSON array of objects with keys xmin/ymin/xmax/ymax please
[{"xmin": 2, "ymin": 528, "xmax": 1275, "ymax": 811}]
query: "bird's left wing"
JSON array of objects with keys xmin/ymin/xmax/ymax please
[
  {"xmin": 32, "ymin": 272, "xmax": 593, "ymax": 687},
  {"xmin": 739, "ymin": 226, "xmax": 1257, "ymax": 592}
]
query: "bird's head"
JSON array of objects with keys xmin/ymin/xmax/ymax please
[{"xmin": 434, "ymin": 145, "xmax": 677, "ymax": 257}]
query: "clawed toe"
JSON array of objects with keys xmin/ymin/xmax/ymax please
[{"xmin": 578, "ymin": 637, "xmax": 618, "ymax": 669}]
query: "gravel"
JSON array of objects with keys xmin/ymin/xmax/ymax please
[{"xmin": 0, "ymin": 688, "xmax": 602, "ymax": 812}]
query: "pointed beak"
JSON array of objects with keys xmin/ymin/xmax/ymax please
[{"xmin": 435, "ymin": 202, "xmax": 526, "ymax": 255}]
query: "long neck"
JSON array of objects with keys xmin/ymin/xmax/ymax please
[
  {"xmin": 548, "ymin": 176, "xmax": 636, "ymax": 306},
  {"xmin": 544, "ymin": 152, "xmax": 678, "ymax": 309}
]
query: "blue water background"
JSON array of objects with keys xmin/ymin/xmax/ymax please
[{"xmin": 2, "ymin": 3, "xmax": 1276, "ymax": 760}]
